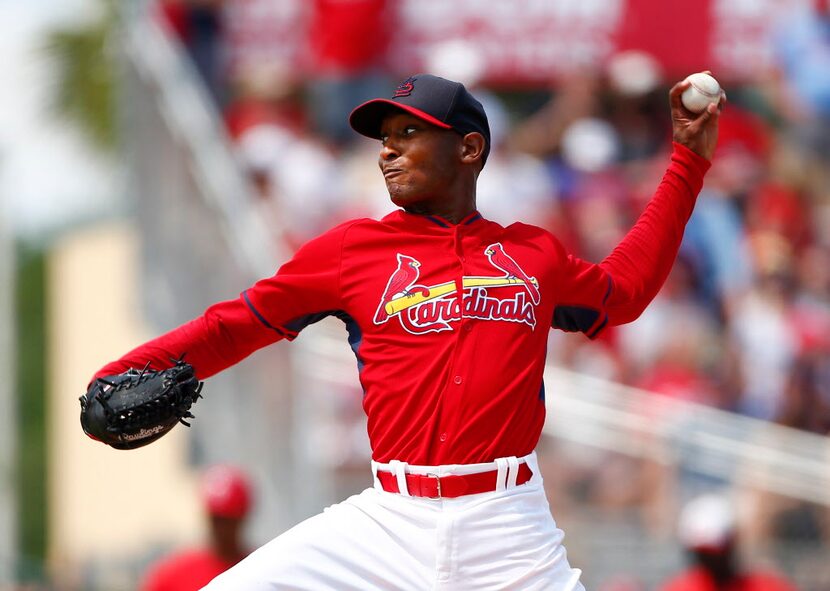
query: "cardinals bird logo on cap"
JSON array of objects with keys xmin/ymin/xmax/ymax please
[{"xmin": 394, "ymin": 77, "xmax": 416, "ymax": 98}]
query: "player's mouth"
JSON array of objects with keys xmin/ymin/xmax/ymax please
[{"xmin": 383, "ymin": 168, "xmax": 405, "ymax": 180}]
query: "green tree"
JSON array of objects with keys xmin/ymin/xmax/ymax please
[
  {"xmin": 14, "ymin": 246, "xmax": 47, "ymax": 582},
  {"xmin": 44, "ymin": 0, "xmax": 117, "ymax": 152}
]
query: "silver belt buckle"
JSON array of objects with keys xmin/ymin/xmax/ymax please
[{"xmin": 425, "ymin": 472, "xmax": 442, "ymax": 499}]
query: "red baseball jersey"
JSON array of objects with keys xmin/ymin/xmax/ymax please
[
  {"xmin": 141, "ymin": 549, "xmax": 240, "ymax": 591},
  {"xmin": 96, "ymin": 143, "xmax": 709, "ymax": 465},
  {"xmin": 658, "ymin": 567, "xmax": 797, "ymax": 591}
]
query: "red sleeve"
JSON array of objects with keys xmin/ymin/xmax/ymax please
[
  {"xmin": 92, "ymin": 296, "xmax": 281, "ymax": 382},
  {"xmin": 92, "ymin": 223, "xmax": 350, "ymax": 382},
  {"xmin": 242, "ymin": 220, "xmax": 347, "ymax": 337},
  {"xmin": 549, "ymin": 143, "xmax": 709, "ymax": 338},
  {"xmin": 599, "ymin": 142, "xmax": 710, "ymax": 325},
  {"xmin": 549, "ymin": 249, "xmax": 614, "ymax": 338},
  {"xmin": 140, "ymin": 557, "xmax": 171, "ymax": 591}
]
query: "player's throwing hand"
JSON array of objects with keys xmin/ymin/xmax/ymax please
[{"xmin": 670, "ymin": 70, "xmax": 726, "ymax": 161}]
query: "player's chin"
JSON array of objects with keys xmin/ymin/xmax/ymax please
[{"xmin": 386, "ymin": 183, "xmax": 416, "ymax": 207}]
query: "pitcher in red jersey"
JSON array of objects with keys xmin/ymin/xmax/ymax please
[{"xmin": 91, "ymin": 73, "xmax": 723, "ymax": 590}]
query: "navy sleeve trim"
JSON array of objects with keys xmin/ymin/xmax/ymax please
[
  {"xmin": 242, "ymin": 290, "xmax": 296, "ymax": 339},
  {"xmin": 581, "ymin": 275, "xmax": 612, "ymax": 339},
  {"xmin": 586, "ymin": 315, "xmax": 609, "ymax": 339},
  {"xmin": 602, "ymin": 275, "xmax": 612, "ymax": 304}
]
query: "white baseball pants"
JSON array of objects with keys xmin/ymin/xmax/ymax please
[{"xmin": 203, "ymin": 452, "xmax": 585, "ymax": 590}]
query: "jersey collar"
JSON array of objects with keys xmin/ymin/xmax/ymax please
[{"xmin": 393, "ymin": 209, "xmax": 484, "ymax": 229}]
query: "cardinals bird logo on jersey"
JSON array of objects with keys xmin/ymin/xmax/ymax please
[
  {"xmin": 484, "ymin": 242, "xmax": 540, "ymax": 304},
  {"xmin": 374, "ymin": 254, "xmax": 430, "ymax": 324},
  {"xmin": 373, "ymin": 245, "xmax": 540, "ymax": 335}
]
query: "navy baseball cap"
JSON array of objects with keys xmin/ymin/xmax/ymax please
[{"xmin": 349, "ymin": 74, "xmax": 491, "ymax": 164}]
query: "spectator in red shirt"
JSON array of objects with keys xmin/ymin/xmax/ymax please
[
  {"xmin": 141, "ymin": 465, "xmax": 254, "ymax": 591},
  {"xmin": 305, "ymin": 0, "xmax": 393, "ymax": 145},
  {"xmin": 659, "ymin": 494, "xmax": 798, "ymax": 591},
  {"xmin": 156, "ymin": 0, "xmax": 227, "ymax": 105}
]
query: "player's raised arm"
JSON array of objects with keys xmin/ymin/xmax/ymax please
[{"xmin": 598, "ymin": 73, "xmax": 725, "ymax": 325}]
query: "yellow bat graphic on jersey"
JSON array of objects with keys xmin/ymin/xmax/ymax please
[{"xmin": 385, "ymin": 276, "xmax": 539, "ymax": 315}]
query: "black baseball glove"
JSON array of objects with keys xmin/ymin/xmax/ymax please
[{"xmin": 80, "ymin": 359, "xmax": 204, "ymax": 450}]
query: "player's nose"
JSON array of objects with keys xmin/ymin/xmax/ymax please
[{"xmin": 379, "ymin": 142, "xmax": 400, "ymax": 164}]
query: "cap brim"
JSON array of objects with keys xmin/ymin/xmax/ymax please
[{"xmin": 349, "ymin": 99, "xmax": 452, "ymax": 139}]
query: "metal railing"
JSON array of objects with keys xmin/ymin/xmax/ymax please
[
  {"xmin": 121, "ymin": 3, "xmax": 280, "ymax": 280},
  {"xmin": 545, "ymin": 367, "xmax": 830, "ymax": 506}
]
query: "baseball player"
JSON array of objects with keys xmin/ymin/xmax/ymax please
[
  {"xmin": 658, "ymin": 494, "xmax": 797, "ymax": 591},
  {"xmin": 141, "ymin": 465, "xmax": 254, "ymax": 591},
  {"xmin": 90, "ymin": 73, "xmax": 722, "ymax": 589}
]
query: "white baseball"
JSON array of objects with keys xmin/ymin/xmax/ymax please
[{"xmin": 681, "ymin": 72, "xmax": 721, "ymax": 113}]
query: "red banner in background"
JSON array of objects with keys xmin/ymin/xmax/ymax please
[
  {"xmin": 224, "ymin": 0, "xmax": 818, "ymax": 85},
  {"xmin": 388, "ymin": 0, "xmax": 625, "ymax": 85}
]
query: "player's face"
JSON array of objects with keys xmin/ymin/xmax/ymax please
[{"xmin": 378, "ymin": 112, "xmax": 464, "ymax": 212}]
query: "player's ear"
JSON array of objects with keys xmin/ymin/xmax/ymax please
[{"xmin": 460, "ymin": 132, "xmax": 486, "ymax": 167}]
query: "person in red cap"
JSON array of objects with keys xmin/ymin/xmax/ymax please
[
  {"xmin": 140, "ymin": 465, "xmax": 253, "ymax": 591},
  {"xmin": 658, "ymin": 494, "xmax": 797, "ymax": 591},
  {"xmin": 92, "ymin": 72, "xmax": 723, "ymax": 589}
]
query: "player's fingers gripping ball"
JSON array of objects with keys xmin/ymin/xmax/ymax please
[
  {"xmin": 79, "ymin": 359, "xmax": 203, "ymax": 450},
  {"xmin": 681, "ymin": 72, "xmax": 722, "ymax": 113}
]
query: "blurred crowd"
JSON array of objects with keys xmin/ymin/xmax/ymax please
[
  {"xmin": 150, "ymin": 0, "xmax": 830, "ymax": 588},
  {"xmin": 157, "ymin": 0, "xmax": 830, "ymax": 435}
]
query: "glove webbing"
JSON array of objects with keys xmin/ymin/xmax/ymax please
[{"xmin": 95, "ymin": 363, "xmax": 202, "ymax": 433}]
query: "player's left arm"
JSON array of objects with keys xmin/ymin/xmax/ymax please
[
  {"xmin": 92, "ymin": 221, "xmax": 353, "ymax": 381},
  {"xmin": 599, "ymin": 76, "xmax": 724, "ymax": 325},
  {"xmin": 92, "ymin": 296, "xmax": 281, "ymax": 382}
]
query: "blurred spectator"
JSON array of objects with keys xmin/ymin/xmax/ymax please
[
  {"xmin": 742, "ymin": 486, "xmax": 830, "ymax": 588},
  {"xmin": 597, "ymin": 575, "xmax": 646, "ymax": 591},
  {"xmin": 771, "ymin": 1, "xmax": 830, "ymax": 156},
  {"xmin": 224, "ymin": 60, "xmax": 307, "ymax": 141},
  {"xmin": 235, "ymin": 121, "xmax": 345, "ymax": 249},
  {"xmin": 223, "ymin": 59, "xmax": 342, "ymax": 250},
  {"xmin": 777, "ymin": 348, "xmax": 830, "ymax": 435},
  {"xmin": 604, "ymin": 50, "xmax": 669, "ymax": 162},
  {"xmin": 658, "ymin": 494, "xmax": 797, "ymax": 591},
  {"xmin": 305, "ymin": 0, "xmax": 393, "ymax": 145},
  {"xmin": 681, "ymin": 105, "xmax": 768, "ymax": 317},
  {"xmin": 778, "ymin": 244, "xmax": 830, "ymax": 434},
  {"xmin": 625, "ymin": 268, "xmax": 723, "ymax": 408},
  {"xmin": 556, "ymin": 131, "xmax": 630, "ymax": 262},
  {"xmin": 141, "ymin": 465, "xmax": 253, "ymax": 591},
  {"xmin": 424, "ymin": 38, "xmax": 561, "ymax": 228},
  {"xmin": 157, "ymin": 0, "xmax": 228, "ymax": 104},
  {"xmin": 728, "ymin": 233, "xmax": 799, "ymax": 421},
  {"xmin": 510, "ymin": 73, "xmax": 604, "ymax": 159}
]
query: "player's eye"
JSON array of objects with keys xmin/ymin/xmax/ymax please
[{"xmin": 403, "ymin": 126, "xmax": 417, "ymax": 136}]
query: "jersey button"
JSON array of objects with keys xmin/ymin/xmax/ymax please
[
  {"xmin": 453, "ymin": 375, "xmax": 462, "ymax": 385},
  {"xmin": 440, "ymin": 432, "xmax": 448, "ymax": 442}
]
